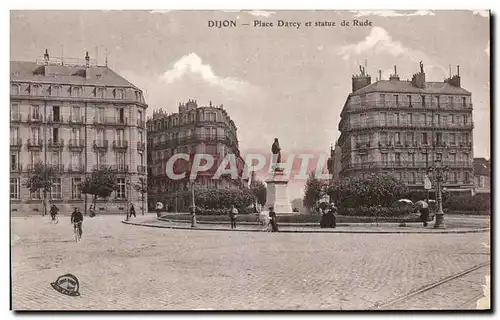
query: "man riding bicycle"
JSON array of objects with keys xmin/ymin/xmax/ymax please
[
  {"xmin": 71, "ymin": 207, "xmax": 84, "ymax": 238},
  {"xmin": 50, "ymin": 204, "xmax": 59, "ymax": 222}
]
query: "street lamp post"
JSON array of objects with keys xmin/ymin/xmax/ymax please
[
  {"xmin": 190, "ymin": 180, "xmax": 197, "ymax": 227},
  {"xmin": 429, "ymin": 158, "xmax": 449, "ymax": 229}
]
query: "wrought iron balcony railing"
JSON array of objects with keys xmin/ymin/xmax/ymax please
[
  {"xmin": 27, "ymin": 139, "xmax": 43, "ymax": 148},
  {"xmin": 48, "ymin": 139, "xmax": 64, "ymax": 148},
  {"xmin": 137, "ymin": 165, "xmax": 146, "ymax": 173},
  {"xmin": 93, "ymin": 140, "xmax": 108, "ymax": 150},
  {"xmin": 113, "ymin": 140, "xmax": 128, "ymax": 149},
  {"xmin": 137, "ymin": 141, "xmax": 145, "ymax": 151},
  {"xmin": 69, "ymin": 139, "xmax": 85, "ymax": 149},
  {"xmin": 47, "ymin": 115, "xmax": 64, "ymax": 123},
  {"xmin": 10, "ymin": 138, "xmax": 22, "ymax": 147}
]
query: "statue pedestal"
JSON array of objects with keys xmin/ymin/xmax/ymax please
[{"xmin": 264, "ymin": 170, "xmax": 292, "ymax": 215}]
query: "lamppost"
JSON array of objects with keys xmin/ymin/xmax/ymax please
[
  {"xmin": 190, "ymin": 180, "xmax": 197, "ymax": 227},
  {"xmin": 427, "ymin": 157, "xmax": 449, "ymax": 229}
]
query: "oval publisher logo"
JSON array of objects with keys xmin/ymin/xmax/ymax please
[{"xmin": 50, "ymin": 274, "xmax": 80, "ymax": 297}]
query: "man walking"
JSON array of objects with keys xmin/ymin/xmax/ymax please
[
  {"xmin": 129, "ymin": 203, "xmax": 136, "ymax": 218},
  {"xmin": 229, "ymin": 205, "xmax": 238, "ymax": 229},
  {"xmin": 49, "ymin": 203, "xmax": 59, "ymax": 223},
  {"xmin": 269, "ymin": 206, "xmax": 279, "ymax": 232}
]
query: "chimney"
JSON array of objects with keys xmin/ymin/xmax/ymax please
[
  {"xmin": 85, "ymin": 51, "xmax": 90, "ymax": 67},
  {"xmin": 379, "ymin": 70, "xmax": 382, "ymax": 81},
  {"xmin": 444, "ymin": 64, "xmax": 461, "ymax": 88},
  {"xmin": 44, "ymin": 49, "xmax": 49, "ymax": 65},
  {"xmin": 351, "ymin": 65, "xmax": 371, "ymax": 92},
  {"xmin": 389, "ymin": 65, "xmax": 400, "ymax": 81},
  {"xmin": 411, "ymin": 61, "xmax": 426, "ymax": 89}
]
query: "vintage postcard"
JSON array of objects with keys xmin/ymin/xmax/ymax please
[{"xmin": 9, "ymin": 9, "xmax": 491, "ymax": 311}]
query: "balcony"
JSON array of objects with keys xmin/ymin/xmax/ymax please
[
  {"xmin": 114, "ymin": 118, "xmax": 128, "ymax": 126},
  {"xmin": 27, "ymin": 138, "xmax": 43, "ymax": 149},
  {"xmin": 137, "ymin": 141, "xmax": 145, "ymax": 151},
  {"xmin": 67, "ymin": 164, "xmax": 85, "ymax": 172},
  {"xmin": 68, "ymin": 139, "xmax": 85, "ymax": 150},
  {"xmin": 93, "ymin": 140, "xmax": 108, "ymax": 151},
  {"xmin": 93, "ymin": 164, "xmax": 112, "ymax": 171},
  {"xmin": 113, "ymin": 140, "xmax": 128, "ymax": 150},
  {"xmin": 10, "ymin": 138, "xmax": 22, "ymax": 149},
  {"xmin": 93, "ymin": 117, "xmax": 128, "ymax": 127},
  {"xmin": 344, "ymin": 160, "xmax": 473, "ymax": 171},
  {"xmin": 69, "ymin": 115, "xmax": 84, "ymax": 125},
  {"xmin": 10, "ymin": 113, "xmax": 21, "ymax": 123},
  {"xmin": 345, "ymin": 120, "xmax": 475, "ymax": 131},
  {"xmin": 27, "ymin": 114, "xmax": 43, "ymax": 123},
  {"xmin": 112, "ymin": 164, "xmax": 129, "ymax": 172},
  {"xmin": 10, "ymin": 163, "xmax": 22, "ymax": 172},
  {"xmin": 137, "ymin": 119, "xmax": 145, "ymax": 128},
  {"xmin": 48, "ymin": 139, "xmax": 64, "ymax": 149},
  {"xmin": 137, "ymin": 165, "xmax": 146, "ymax": 174},
  {"xmin": 47, "ymin": 115, "xmax": 64, "ymax": 124},
  {"xmin": 50, "ymin": 164, "xmax": 65, "ymax": 172}
]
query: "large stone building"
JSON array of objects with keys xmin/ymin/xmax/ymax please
[
  {"xmin": 147, "ymin": 99, "xmax": 246, "ymax": 211},
  {"xmin": 10, "ymin": 50, "xmax": 148, "ymax": 214},
  {"xmin": 337, "ymin": 63, "xmax": 474, "ymax": 193}
]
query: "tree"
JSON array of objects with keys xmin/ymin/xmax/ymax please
[
  {"xmin": 328, "ymin": 174, "xmax": 409, "ymax": 208},
  {"xmin": 128, "ymin": 177, "xmax": 147, "ymax": 215},
  {"xmin": 24, "ymin": 161, "xmax": 60, "ymax": 216},
  {"xmin": 303, "ymin": 172, "xmax": 328, "ymax": 210},
  {"xmin": 80, "ymin": 167, "xmax": 118, "ymax": 210},
  {"xmin": 250, "ymin": 179, "xmax": 267, "ymax": 210}
]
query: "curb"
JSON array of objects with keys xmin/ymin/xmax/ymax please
[{"xmin": 121, "ymin": 220, "xmax": 490, "ymax": 234}]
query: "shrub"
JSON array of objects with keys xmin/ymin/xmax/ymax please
[
  {"xmin": 443, "ymin": 194, "xmax": 491, "ymax": 212},
  {"xmin": 338, "ymin": 205, "xmax": 413, "ymax": 217}
]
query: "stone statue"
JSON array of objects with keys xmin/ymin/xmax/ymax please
[
  {"xmin": 271, "ymin": 138, "xmax": 282, "ymax": 164},
  {"xmin": 420, "ymin": 61, "xmax": 424, "ymax": 73}
]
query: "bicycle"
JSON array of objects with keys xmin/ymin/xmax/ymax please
[
  {"xmin": 73, "ymin": 222, "xmax": 82, "ymax": 243},
  {"xmin": 49, "ymin": 215, "xmax": 59, "ymax": 224}
]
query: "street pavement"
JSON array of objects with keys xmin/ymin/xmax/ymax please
[{"xmin": 11, "ymin": 214, "xmax": 491, "ymax": 310}]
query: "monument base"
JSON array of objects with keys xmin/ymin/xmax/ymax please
[{"xmin": 264, "ymin": 171, "xmax": 293, "ymax": 214}]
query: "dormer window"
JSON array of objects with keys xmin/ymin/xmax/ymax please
[
  {"xmin": 50, "ymin": 85, "xmax": 61, "ymax": 97},
  {"xmin": 135, "ymin": 91, "xmax": 142, "ymax": 102},
  {"xmin": 30, "ymin": 85, "xmax": 41, "ymax": 96},
  {"xmin": 114, "ymin": 89, "xmax": 124, "ymax": 99},
  {"xmin": 10, "ymin": 84, "xmax": 20, "ymax": 95},
  {"xmin": 95, "ymin": 87, "xmax": 106, "ymax": 98},
  {"xmin": 71, "ymin": 87, "xmax": 81, "ymax": 97}
]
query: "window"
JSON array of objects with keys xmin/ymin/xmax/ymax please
[
  {"xmin": 51, "ymin": 151, "xmax": 62, "ymax": 167},
  {"xmin": 436, "ymin": 114, "xmax": 441, "ymax": 125},
  {"xmin": 138, "ymin": 131, "xmax": 144, "ymax": 143},
  {"xmin": 30, "ymin": 189, "xmax": 41, "ymax": 200},
  {"xmin": 409, "ymin": 172, "xmax": 416, "ymax": 184},
  {"xmin": 11, "ymin": 103, "xmax": 20, "ymax": 120},
  {"xmin": 450, "ymin": 172, "xmax": 457, "ymax": 184},
  {"xmin": 462, "ymin": 97, "xmax": 467, "ymax": 108},
  {"xmin": 50, "ymin": 178, "xmax": 62, "ymax": 199},
  {"xmin": 11, "ymin": 84, "xmax": 20, "ymax": 95},
  {"xmin": 31, "ymin": 105, "xmax": 40, "ymax": 120},
  {"xmin": 408, "ymin": 95, "xmax": 412, "ymax": 107},
  {"xmin": 31, "ymin": 85, "xmax": 40, "ymax": 96},
  {"xmin": 96, "ymin": 87, "xmax": 106, "ymax": 98},
  {"xmin": 10, "ymin": 178, "xmax": 20, "ymax": 199},
  {"xmin": 30, "ymin": 151, "xmax": 41, "ymax": 164},
  {"xmin": 71, "ymin": 128, "xmax": 81, "ymax": 142},
  {"xmin": 10, "ymin": 127, "xmax": 19, "ymax": 143},
  {"xmin": 71, "ymin": 152, "xmax": 81, "ymax": 169},
  {"xmin": 31, "ymin": 127, "xmax": 40, "ymax": 141},
  {"xmin": 72, "ymin": 178, "xmax": 82, "ymax": 199},
  {"xmin": 116, "ymin": 152, "xmax": 126, "ymax": 170},
  {"xmin": 450, "ymin": 133, "xmax": 456, "ymax": 145},
  {"xmin": 395, "ymin": 112, "xmax": 400, "ymax": 125},
  {"xmin": 381, "ymin": 153, "xmax": 388, "ymax": 165},
  {"xmin": 395, "ymin": 132, "xmax": 401, "ymax": 144},
  {"xmin": 96, "ymin": 129, "xmax": 105, "ymax": 142},
  {"xmin": 117, "ymin": 178, "xmax": 126, "ymax": 199},
  {"xmin": 135, "ymin": 91, "xmax": 142, "ymax": 102},
  {"xmin": 50, "ymin": 85, "xmax": 61, "ymax": 97},
  {"xmin": 211, "ymin": 128, "xmax": 217, "ymax": 137},
  {"xmin": 465, "ymin": 172, "xmax": 471, "ymax": 184},
  {"xmin": 138, "ymin": 110, "xmax": 143, "ymax": 125},
  {"xmin": 408, "ymin": 113, "xmax": 413, "ymax": 124},
  {"xmin": 72, "ymin": 87, "xmax": 81, "ymax": 97},
  {"xmin": 10, "ymin": 152, "xmax": 19, "ymax": 170},
  {"xmin": 114, "ymin": 89, "xmax": 124, "ymax": 99},
  {"xmin": 72, "ymin": 106, "xmax": 81, "ymax": 122},
  {"xmin": 450, "ymin": 153, "xmax": 457, "ymax": 163},
  {"xmin": 96, "ymin": 107, "xmax": 105, "ymax": 123},
  {"xmin": 443, "ymin": 115, "xmax": 448, "ymax": 125},
  {"xmin": 395, "ymin": 153, "xmax": 401, "ymax": 165},
  {"xmin": 407, "ymin": 132, "xmax": 414, "ymax": 144},
  {"xmin": 422, "ymin": 132, "xmax": 428, "ymax": 145},
  {"xmin": 451, "ymin": 114, "xmax": 455, "ymax": 124},
  {"xmin": 408, "ymin": 153, "xmax": 415, "ymax": 165},
  {"xmin": 448, "ymin": 96, "xmax": 453, "ymax": 107},
  {"xmin": 394, "ymin": 95, "xmax": 399, "ymax": 106},
  {"xmin": 206, "ymin": 145, "xmax": 218, "ymax": 155},
  {"xmin": 436, "ymin": 96, "xmax": 440, "ymax": 108},
  {"xmin": 97, "ymin": 151, "xmax": 106, "ymax": 167},
  {"xmin": 380, "ymin": 112, "xmax": 387, "ymax": 125},
  {"xmin": 421, "ymin": 95, "xmax": 426, "ymax": 107},
  {"xmin": 463, "ymin": 115, "xmax": 468, "ymax": 125}
]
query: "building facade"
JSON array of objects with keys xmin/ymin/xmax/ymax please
[
  {"xmin": 337, "ymin": 63, "xmax": 474, "ymax": 193},
  {"xmin": 473, "ymin": 157, "xmax": 490, "ymax": 194},
  {"xmin": 147, "ymin": 100, "xmax": 246, "ymax": 212},
  {"xmin": 10, "ymin": 50, "xmax": 148, "ymax": 214}
]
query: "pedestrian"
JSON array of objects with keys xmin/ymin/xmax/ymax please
[
  {"xmin": 129, "ymin": 203, "xmax": 136, "ymax": 218},
  {"xmin": 229, "ymin": 205, "xmax": 238, "ymax": 229},
  {"xmin": 329, "ymin": 202, "xmax": 337, "ymax": 228},
  {"xmin": 417, "ymin": 200, "xmax": 430, "ymax": 227},
  {"xmin": 155, "ymin": 201, "xmax": 163, "ymax": 217},
  {"xmin": 89, "ymin": 204, "xmax": 96, "ymax": 217},
  {"xmin": 269, "ymin": 206, "xmax": 279, "ymax": 232},
  {"xmin": 49, "ymin": 203, "xmax": 59, "ymax": 223}
]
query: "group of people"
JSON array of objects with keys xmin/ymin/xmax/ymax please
[
  {"xmin": 228, "ymin": 205, "xmax": 280, "ymax": 232},
  {"xmin": 319, "ymin": 203, "xmax": 337, "ymax": 228},
  {"xmin": 48, "ymin": 204, "xmax": 84, "ymax": 238}
]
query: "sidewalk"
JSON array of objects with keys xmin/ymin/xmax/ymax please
[{"xmin": 122, "ymin": 217, "xmax": 490, "ymax": 234}]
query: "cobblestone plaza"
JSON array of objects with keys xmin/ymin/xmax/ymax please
[{"xmin": 11, "ymin": 214, "xmax": 490, "ymax": 310}]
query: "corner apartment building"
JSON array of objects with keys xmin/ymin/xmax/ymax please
[
  {"xmin": 147, "ymin": 99, "xmax": 246, "ymax": 211},
  {"xmin": 337, "ymin": 63, "xmax": 474, "ymax": 193},
  {"xmin": 10, "ymin": 50, "xmax": 148, "ymax": 214},
  {"xmin": 473, "ymin": 157, "xmax": 490, "ymax": 195}
]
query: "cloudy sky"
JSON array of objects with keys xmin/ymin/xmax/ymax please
[{"xmin": 10, "ymin": 10, "xmax": 490, "ymax": 200}]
